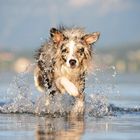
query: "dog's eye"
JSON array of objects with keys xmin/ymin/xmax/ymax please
[
  {"xmin": 62, "ymin": 48, "xmax": 68, "ymax": 53},
  {"xmin": 78, "ymin": 48, "xmax": 84, "ymax": 55},
  {"xmin": 80, "ymin": 48, "xmax": 84, "ymax": 52}
]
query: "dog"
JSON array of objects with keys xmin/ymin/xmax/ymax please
[{"xmin": 34, "ymin": 26, "xmax": 100, "ymax": 113}]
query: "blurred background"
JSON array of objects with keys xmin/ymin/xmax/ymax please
[{"xmin": 0, "ymin": 0, "xmax": 140, "ymax": 74}]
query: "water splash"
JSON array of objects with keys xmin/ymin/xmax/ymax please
[
  {"xmin": 34, "ymin": 93, "xmax": 75, "ymax": 116},
  {"xmin": 0, "ymin": 64, "xmax": 114, "ymax": 116},
  {"xmin": 87, "ymin": 66, "xmax": 118, "ymax": 94},
  {"xmin": 0, "ymin": 64, "xmax": 140, "ymax": 117},
  {"xmin": 85, "ymin": 94, "xmax": 108, "ymax": 117},
  {"xmin": 0, "ymin": 71, "xmax": 34, "ymax": 113}
]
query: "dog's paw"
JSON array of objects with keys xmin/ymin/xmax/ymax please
[{"xmin": 59, "ymin": 77, "xmax": 79, "ymax": 96}]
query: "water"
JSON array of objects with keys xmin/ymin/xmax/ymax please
[{"xmin": 0, "ymin": 68, "xmax": 140, "ymax": 140}]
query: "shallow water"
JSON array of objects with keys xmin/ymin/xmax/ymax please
[{"xmin": 0, "ymin": 71, "xmax": 140, "ymax": 140}]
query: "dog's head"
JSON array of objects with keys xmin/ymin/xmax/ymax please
[{"xmin": 50, "ymin": 27, "xmax": 100, "ymax": 71}]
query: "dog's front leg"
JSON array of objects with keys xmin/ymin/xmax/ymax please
[{"xmin": 56, "ymin": 77, "xmax": 79, "ymax": 97}]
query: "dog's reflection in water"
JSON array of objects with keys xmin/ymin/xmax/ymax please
[{"xmin": 36, "ymin": 116, "xmax": 84, "ymax": 140}]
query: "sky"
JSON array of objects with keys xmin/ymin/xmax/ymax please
[{"xmin": 0, "ymin": 0, "xmax": 140, "ymax": 51}]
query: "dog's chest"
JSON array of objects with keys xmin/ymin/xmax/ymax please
[{"xmin": 54, "ymin": 65, "xmax": 79, "ymax": 81}]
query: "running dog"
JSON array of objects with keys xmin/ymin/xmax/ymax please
[{"xmin": 34, "ymin": 26, "xmax": 100, "ymax": 113}]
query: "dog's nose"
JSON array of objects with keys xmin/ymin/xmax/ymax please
[{"xmin": 69, "ymin": 59, "xmax": 76, "ymax": 67}]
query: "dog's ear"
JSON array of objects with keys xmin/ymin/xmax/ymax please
[
  {"xmin": 50, "ymin": 28, "xmax": 64, "ymax": 44},
  {"xmin": 82, "ymin": 32, "xmax": 100, "ymax": 45}
]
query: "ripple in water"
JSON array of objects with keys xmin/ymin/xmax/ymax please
[{"xmin": 0, "ymin": 64, "xmax": 140, "ymax": 117}]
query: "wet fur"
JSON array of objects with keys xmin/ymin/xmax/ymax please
[{"xmin": 34, "ymin": 26, "xmax": 100, "ymax": 113}]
